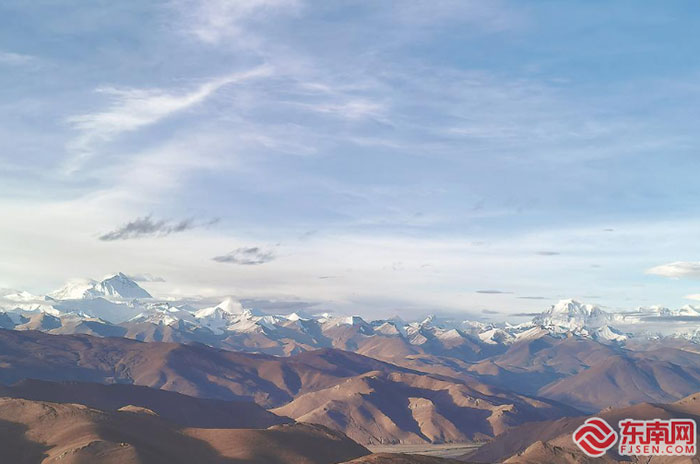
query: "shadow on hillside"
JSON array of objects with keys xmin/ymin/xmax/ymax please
[
  {"xmin": 94, "ymin": 413, "xmax": 247, "ymax": 464},
  {"xmin": 0, "ymin": 419, "xmax": 50, "ymax": 463}
]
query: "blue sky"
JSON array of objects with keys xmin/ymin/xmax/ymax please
[{"xmin": 2, "ymin": 0, "xmax": 700, "ymax": 318}]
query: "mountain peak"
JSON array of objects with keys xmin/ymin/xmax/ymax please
[
  {"xmin": 48, "ymin": 278, "xmax": 98, "ymax": 300},
  {"xmin": 93, "ymin": 273, "xmax": 152, "ymax": 299},
  {"xmin": 49, "ymin": 273, "xmax": 151, "ymax": 301},
  {"xmin": 215, "ymin": 297, "xmax": 243, "ymax": 314},
  {"xmin": 534, "ymin": 298, "xmax": 609, "ymax": 331}
]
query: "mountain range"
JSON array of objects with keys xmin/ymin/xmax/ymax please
[
  {"xmin": 5, "ymin": 273, "xmax": 700, "ymax": 358},
  {"xmin": 3, "ymin": 273, "xmax": 700, "ymax": 462}
]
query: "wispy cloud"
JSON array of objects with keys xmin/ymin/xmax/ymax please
[
  {"xmin": 99, "ymin": 216, "xmax": 218, "ymax": 241},
  {"xmin": 646, "ymin": 261, "xmax": 700, "ymax": 279},
  {"xmin": 643, "ymin": 315, "xmax": 700, "ymax": 322},
  {"xmin": 65, "ymin": 66, "xmax": 272, "ymax": 173},
  {"xmin": 213, "ymin": 247, "xmax": 275, "ymax": 265},
  {"xmin": 686, "ymin": 294, "xmax": 700, "ymax": 301},
  {"xmin": 173, "ymin": 0, "xmax": 302, "ymax": 44},
  {"xmin": 127, "ymin": 273, "xmax": 166, "ymax": 283},
  {"xmin": 517, "ymin": 296, "xmax": 549, "ymax": 300},
  {"xmin": 536, "ymin": 251, "xmax": 560, "ymax": 256},
  {"xmin": 0, "ymin": 51, "xmax": 36, "ymax": 66},
  {"xmin": 295, "ymin": 99, "xmax": 388, "ymax": 121},
  {"xmin": 476, "ymin": 289, "xmax": 513, "ymax": 294}
]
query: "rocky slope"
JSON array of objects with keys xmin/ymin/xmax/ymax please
[
  {"xmin": 273, "ymin": 370, "xmax": 579, "ymax": 445},
  {"xmin": 0, "ymin": 397, "xmax": 369, "ymax": 464}
]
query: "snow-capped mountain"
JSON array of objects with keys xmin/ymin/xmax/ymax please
[
  {"xmin": 533, "ymin": 299, "xmax": 611, "ymax": 332},
  {"xmin": 0, "ymin": 289, "xmax": 39, "ymax": 303},
  {"xmin": 0, "ymin": 289, "xmax": 59, "ymax": 315},
  {"xmin": 5, "ymin": 272, "xmax": 700, "ymax": 357},
  {"xmin": 0, "ymin": 291, "xmax": 672, "ymax": 350},
  {"xmin": 51, "ymin": 297, "xmax": 143, "ymax": 323},
  {"xmin": 639, "ymin": 304, "xmax": 700, "ymax": 318},
  {"xmin": 129, "ymin": 302, "xmax": 198, "ymax": 326},
  {"xmin": 478, "ymin": 326, "xmax": 516, "ymax": 345},
  {"xmin": 1, "ymin": 273, "xmax": 153, "ymax": 323},
  {"xmin": 593, "ymin": 325, "xmax": 628, "ymax": 342},
  {"xmin": 49, "ymin": 273, "xmax": 151, "ymax": 300},
  {"xmin": 47, "ymin": 279, "xmax": 98, "ymax": 300},
  {"xmin": 92, "ymin": 273, "xmax": 152, "ymax": 299}
]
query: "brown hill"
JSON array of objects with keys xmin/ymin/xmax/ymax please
[
  {"xmin": 467, "ymin": 335, "xmax": 621, "ymax": 395},
  {"xmin": 0, "ymin": 396, "xmax": 369, "ymax": 464},
  {"xmin": 0, "ymin": 330, "xmax": 582, "ymax": 450},
  {"xmin": 0, "ymin": 329, "xmax": 416, "ymax": 407},
  {"xmin": 465, "ymin": 392, "xmax": 700, "ymax": 463},
  {"xmin": 273, "ymin": 370, "xmax": 578, "ymax": 445},
  {"xmin": 187, "ymin": 423, "xmax": 369, "ymax": 464},
  {"xmin": 537, "ymin": 354, "xmax": 700, "ymax": 411},
  {"xmin": 365, "ymin": 353, "xmax": 481, "ymax": 385},
  {"xmin": 464, "ymin": 335, "xmax": 700, "ymax": 413},
  {"xmin": 0, "ymin": 378, "xmax": 288, "ymax": 428}
]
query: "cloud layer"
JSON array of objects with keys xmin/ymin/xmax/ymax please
[
  {"xmin": 213, "ymin": 247, "xmax": 275, "ymax": 265},
  {"xmin": 99, "ymin": 216, "xmax": 207, "ymax": 241},
  {"xmin": 127, "ymin": 273, "xmax": 166, "ymax": 283},
  {"xmin": 647, "ymin": 262, "xmax": 700, "ymax": 279}
]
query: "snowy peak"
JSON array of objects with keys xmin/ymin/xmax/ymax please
[
  {"xmin": 533, "ymin": 299, "xmax": 610, "ymax": 331},
  {"xmin": 50, "ymin": 273, "xmax": 151, "ymax": 301},
  {"xmin": 679, "ymin": 305, "xmax": 700, "ymax": 317},
  {"xmin": 216, "ymin": 297, "xmax": 244, "ymax": 314},
  {"xmin": 372, "ymin": 320, "xmax": 405, "ymax": 337},
  {"xmin": 549, "ymin": 299, "xmax": 601, "ymax": 318},
  {"xmin": 287, "ymin": 311, "xmax": 313, "ymax": 322},
  {"xmin": 0, "ymin": 289, "xmax": 56, "ymax": 314},
  {"xmin": 194, "ymin": 299, "xmax": 251, "ymax": 334},
  {"xmin": 194, "ymin": 298, "xmax": 243, "ymax": 319},
  {"xmin": 0, "ymin": 289, "xmax": 39, "ymax": 302},
  {"xmin": 344, "ymin": 315, "xmax": 368, "ymax": 326},
  {"xmin": 49, "ymin": 279, "xmax": 98, "ymax": 300},
  {"xmin": 478, "ymin": 327, "xmax": 515, "ymax": 345},
  {"xmin": 129, "ymin": 302, "xmax": 197, "ymax": 326},
  {"xmin": 93, "ymin": 273, "xmax": 152, "ymax": 299},
  {"xmin": 594, "ymin": 325, "xmax": 628, "ymax": 342}
]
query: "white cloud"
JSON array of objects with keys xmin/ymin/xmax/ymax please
[
  {"xmin": 0, "ymin": 51, "xmax": 36, "ymax": 66},
  {"xmin": 685, "ymin": 294, "xmax": 700, "ymax": 301},
  {"xmin": 64, "ymin": 66, "xmax": 272, "ymax": 173},
  {"xmin": 646, "ymin": 261, "xmax": 700, "ymax": 279},
  {"xmin": 128, "ymin": 273, "xmax": 166, "ymax": 283},
  {"xmin": 173, "ymin": 0, "xmax": 302, "ymax": 44},
  {"xmin": 297, "ymin": 99, "xmax": 387, "ymax": 121}
]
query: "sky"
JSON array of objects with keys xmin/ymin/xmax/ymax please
[{"xmin": 2, "ymin": 0, "xmax": 700, "ymax": 319}]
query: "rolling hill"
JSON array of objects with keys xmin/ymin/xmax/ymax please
[{"xmin": 0, "ymin": 397, "xmax": 369, "ymax": 464}]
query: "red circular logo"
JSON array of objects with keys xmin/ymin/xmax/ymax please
[{"xmin": 573, "ymin": 417, "xmax": 618, "ymax": 457}]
